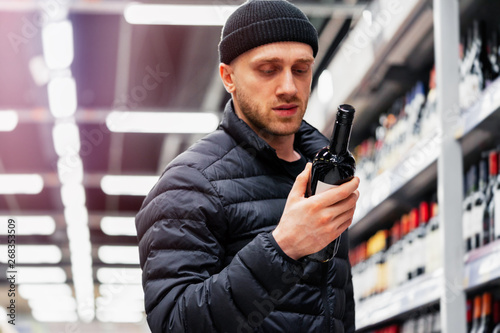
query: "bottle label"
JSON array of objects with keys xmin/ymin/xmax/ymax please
[{"xmin": 316, "ymin": 181, "xmax": 338, "ymax": 194}]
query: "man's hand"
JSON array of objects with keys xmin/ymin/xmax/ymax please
[{"xmin": 272, "ymin": 163, "xmax": 360, "ymax": 260}]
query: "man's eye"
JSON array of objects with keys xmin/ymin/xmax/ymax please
[
  {"xmin": 293, "ymin": 66, "xmax": 310, "ymax": 74},
  {"xmin": 260, "ymin": 67, "xmax": 277, "ymax": 74}
]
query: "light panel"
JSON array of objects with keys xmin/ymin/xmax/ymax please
[
  {"xmin": 42, "ymin": 20, "xmax": 74, "ymax": 70},
  {"xmin": 96, "ymin": 267, "xmax": 142, "ymax": 284},
  {"xmin": 0, "ymin": 174, "xmax": 43, "ymax": 194},
  {"xmin": 0, "ymin": 110, "xmax": 18, "ymax": 131},
  {"xmin": 100, "ymin": 216, "xmax": 137, "ymax": 236},
  {"xmin": 48, "ymin": 76, "xmax": 77, "ymax": 118},
  {"xmin": 124, "ymin": 4, "xmax": 236, "ymax": 26},
  {"xmin": 100, "ymin": 175, "xmax": 158, "ymax": 196},
  {"xmin": 52, "ymin": 121, "xmax": 81, "ymax": 156},
  {"xmin": 57, "ymin": 155, "xmax": 84, "ymax": 184},
  {"xmin": 106, "ymin": 111, "xmax": 219, "ymax": 134},
  {"xmin": 32, "ymin": 310, "xmax": 78, "ymax": 323},
  {"xmin": 14, "ymin": 267, "xmax": 66, "ymax": 284},
  {"xmin": 0, "ymin": 216, "xmax": 55, "ymax": 235},
  {"xmin": 0, "ymin": 245, "xmax": 62, "ymax": 264},
  {"xmin": 98, "ymin": 246, "xmax": 140, "ymax": 265},
  {"xmin": 19, "ymin": 283, "xmax": 72, "ymax": 299}
]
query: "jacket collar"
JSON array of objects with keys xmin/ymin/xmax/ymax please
[{"xmin": 218, "ymin": 100, "xmax": 328, "ymax": 162}]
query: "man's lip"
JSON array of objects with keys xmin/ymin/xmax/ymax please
[{"xmin": 272, "ymin": 104, "xmax": 298, "ymax": 111}]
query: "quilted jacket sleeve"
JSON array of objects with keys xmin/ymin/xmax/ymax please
[
  {"xmin": 136, "ymin": 165, "xmax": 305, "ymax": 333},
  {"xmin": 341, "ymin": 231, "xmax": 355, "ymax": 333}
]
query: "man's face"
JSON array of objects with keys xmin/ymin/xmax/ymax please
[{"xmin": 224, "ymin": 42, "xmax": 315, "ymax": 137}]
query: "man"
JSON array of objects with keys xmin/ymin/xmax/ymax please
[{"xmin": 136, "ymin": 1, "xmax": 360, "ymax": 332}]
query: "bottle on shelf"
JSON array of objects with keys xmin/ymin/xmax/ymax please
[
  {"xmin": 473, "ymin": 157, "xmax": 489, "ymax": 248},
  {"xmin": 306, "ymin": 104, "xmax": 356, "ymax": 262},
  {"xmin": 425, "ymin": 200, "xmax": 441, "ymax": 274},
  {"xmin": 468, "ymin": 298, "xmax": 474, "ymax": 333},
  {"xmin": 464, "ymin": 165, "xmax": 478, "ymax": 252},
  {"xmin": 400, "ymin": 213, "xmax": 411, "ymax": 284},
  {"xmin": 490, "ymin": 149, "xmax": 500, "ymax": 241},
  {"xmin": 471, "ymin": 295, "xmax": 482, "ymax": 333},
  {"xmin": 414, "ymin": 201, "xmax": 430, "ymax": 277},
  {"xmin": 493, "ymin": 298, "xmax": 500, "ymax": 333},
  {"xmin": 477, "ymin": 292, "xmax": 492, "ymax": 333}
]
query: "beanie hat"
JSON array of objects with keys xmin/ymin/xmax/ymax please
[{"xmin": 219, "ymin": 0, "xmax": 318, "ymax": 64}]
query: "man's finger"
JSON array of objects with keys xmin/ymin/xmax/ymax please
[
  {"xmin": 288, "ymin": 162, "xmax": 312, "ymax": 199},
  {"xmin": 314, "ymin": 176, "xmax": 360, "ymax": 205}
]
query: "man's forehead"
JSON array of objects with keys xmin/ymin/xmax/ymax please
[{"xmin": 244, "ymin": 42, "xmax": 315, "ymax": 63}]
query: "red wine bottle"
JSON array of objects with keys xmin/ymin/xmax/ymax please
[{"xmin": 306, "ymin": 104, "xmax": 356, "ymax": 262}]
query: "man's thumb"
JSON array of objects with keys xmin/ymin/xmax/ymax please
[{"xmin": 289, "ymin": 162, "xmax": 312, "ymax": 198}]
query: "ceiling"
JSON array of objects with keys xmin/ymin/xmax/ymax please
[{"xmin": 0, "ymin": 0, "xmax": 370, "ymax": 330}]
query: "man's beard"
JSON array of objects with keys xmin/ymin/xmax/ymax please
[{"xmin": 235, "ymin": 89, "xmax": 307, "ymax": 137}]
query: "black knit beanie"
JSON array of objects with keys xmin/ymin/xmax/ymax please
[{"xmin": 219, "ymin": 0, "xmax": 318, "ymax": 64}]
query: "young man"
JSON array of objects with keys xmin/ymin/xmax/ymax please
[{"xmin": 136, "ymin": 1, "xmax": 359, "ymax": 332}]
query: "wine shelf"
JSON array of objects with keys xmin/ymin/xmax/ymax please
[
  {"xmin": 464, "ymin": 239, "xmax": 500, "ymax": 290},
  {"xmin": 350, "ymin": 75, "xmax": 500, "ymax": 242},
  {"xmin": 356, "ymin": 269, "xmax": 442, "ymax": 330},
  {"xmin": 456, "ymin": 77, "xmax": 500, "ymax": 140},
  {"xmin": 350, "ymin": 128, "xmax": 440, "ymax": 236}
]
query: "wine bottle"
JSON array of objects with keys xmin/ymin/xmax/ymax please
[
  {"xmin": 306, "ymin": 104, "xmax": 356, "ymax": 262},
  {"xmin": 415, "ymin": 201, "xmax": 430, "ymax": 277},
  {"xmin": 493, "ymin": 299, "xmax": 500, "ymax": 333},
  {"xmin": 477, "ymin": 292, "xmax": 492, "ymax": 333},
  {"xmin": 468, "ymin": 298, "xmax": 473, "ymax": 333},
  {"xmin": 471, "ymin": 295, "xmax": 482, "ymax": 333}
]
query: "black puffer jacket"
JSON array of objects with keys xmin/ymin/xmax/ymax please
[{"xmin": 136, "ymin": 101, "xmax": 355, "ymax": 333}]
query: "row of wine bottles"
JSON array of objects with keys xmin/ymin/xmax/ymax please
[
  {"xmin": 460, "ymin": 19, "xmax": 500, "ymax": 110},
  {"xmin": 350, "ymin": 198, "xmax": 441, "ymax": 301},
  {"xmin": 363, "ymin": 289, "xmax": 500, "ymax": 333},
  {"xmin": 463, "ymin": 148, "xmax": 500, "ymax": 252},
  {"xmin": 353, "ymin": 72, "xmax": 437, "ymax": 183},
  {"xmin": 354, "ymin": 19, "xmax": 500, "ymax": 184},
  {"xmin": 367, "ymin": 311, "xmax": 441, "ymax": 333},
  {"xmin": 468, "ymin": 291, "xmax": 500, "ymax": 333}
]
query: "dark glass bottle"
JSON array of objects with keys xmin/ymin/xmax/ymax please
[
  {"xmin": 477, "ymin": 292, "xmax": 492, "ymax": 333},
  {"xmin": 306, "ymin": 104, "xmax": 356, "ymax": 262}
]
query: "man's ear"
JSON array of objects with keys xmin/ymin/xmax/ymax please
[{"xmin": 220, "ymin": 63, "xmax": 236, "ymax": 94}]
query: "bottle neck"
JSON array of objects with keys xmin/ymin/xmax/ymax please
[{"xmin": 329, "ymin": 118, "xmax": 353, "ymax": 155}]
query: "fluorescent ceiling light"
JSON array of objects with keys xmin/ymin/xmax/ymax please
[
  {"xmin": 101, "ymin": 216, "xmax": 137, "ymax": 236},
  {"xmin": 96, "ymin": 295, "xmax": 145, "ymax": 312},
  {"xmin": 57, "ymin": 155, "xmax": 84, "ymax": 184},
  {"xmin": 96, "ymin": 267, "xmax": 142, "ymax": 285},
  {"xmin": 48, "ymin": 76, "xmax": 77, "ymax": 118},
  {"xmin": 106, "ymin": 111, "xmax": 219, "ymax": 134},
  {"xmin": 29, "ymin": 296, "xmax": 77, "ymax": 311},
  {"xmin": 64, "ymin": 205, "xmax": 89, "ymax": 227},
  {"xmin": 0, "ymin": 110, "xmax": 18, "ymax": 131},
  {"xmin": 53, "ymin": 122, "xmax": 81, "ymax": 156},
  {"xmin": 29, "ymin": 55, "xmax": 51, "ymax": 86},
  {"xmin": 14, "ymin": 267, "xmax": 66, "ymax": 284},
  {"xmin": 32, "ymin": 310, "xmax": 78, "ymax": 323},
  {"xmin": 96, "ymin": 310, "xmax": 144, "ymax": 323},
  {"xmin": 0, "ymin": 174, "xmax": 43, "ymax": 194},
  {"xmin": 61, "ymin": 183, "xmax": 86, "ymax": 207},
  {"xmin": 98, "ymin": 246, "xmax": 140, "ymax": 265},
  {"xmin": 101, "ymin": 175, "xmax": 157, "ymax": 196},
  {"xmin": 42, "ymin": 20, "xmax": 74, "ymax": 70},
  {"xmin": 124, "ymin": 4, "xmax": 236, "ymax": 26},
  {"xmin": 19, "ymin": 284, "xmax": 72, "ymax": 299},
  {"xmin": 0, "ymin": 216, "xmax": 55, "ymax": 235},
  {"xmin": 0, "ymin": 245, "xmax": 62, "ymax": 264},
  {"xmin": 99, "ymin": 284, "xmax": 144, "ymax": 300}
]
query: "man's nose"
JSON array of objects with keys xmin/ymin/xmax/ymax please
[{"xmin": 276, "ymin": 70, "xmax": 298, "ymax": 97}]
